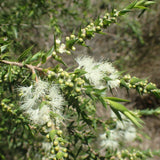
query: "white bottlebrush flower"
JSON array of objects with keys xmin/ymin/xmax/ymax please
[
  {"xmin": 19, "ymin": 80, "xmax": 64, "ymax": 126},
  {"xmin": 20, "ymin": 98, "xmax": 36, "ymax": 110},
  {"xmin": 33, "ymin": 80, "xmax": 48, "ymax": 100},
  {"xmin": 41, "ymin": 142, "xmax": 55, "ymax": 160},
  {"xmin": 19, "ymin": 85, "xmax": 33, "ymax": 99},
  {"xmin": 99, "ymin": 111, "xmax": 137, "ymax": 150},
  {"xmin": 99, "ymin": 132, "xmax": 119, "ymax": 149},
  {"xmin": 49, "ymin": 85, "xmax": 64, "ymax": 108},
  {"xmin": 124, "ymin": 126, "xmax": 136, "ymax": 142},
  {"xmin": 26, "ymin": 105, "xmax": 50, "ymax": 125},
  {"xmin": 42, "ymin": 142, "xmax": 52, "ymax": 152},
  {"xmin": 49, "ymin": 85, "xmax": 64, "ymax": 125},
  {"xmin": 108, "ymin": 74, "xmax": 120, "ymax": 89},
  {"xmin": 76, "ymin": 56, "xmax": 120, "ymax": 89}
]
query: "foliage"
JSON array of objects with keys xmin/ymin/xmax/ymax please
[{"xmin": 0, "ymin": 0, "xmax": 159, "ymax": 160}]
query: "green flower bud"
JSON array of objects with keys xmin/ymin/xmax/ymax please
[
  {"xmin": 57, "ymin": 130, "xmax": 63, "ymax": 136},
  {"xmin": 71, "ymin": 46, "xmax": 76, "ymax": 51},
  {"xmin": 90, "ymin": 23, "xmax": 94, "ymax": 26},
  {"xmin": 65, "ymin": 81, "xmax": 69, "ymax": 86},
  {"xmin": 51, "ymin": 150, "xmax": 54, "ymax": 154},
  {"xmin": 70, "ymin": 34, "xmax": 75, "ymax": 39},
  {"xmin": 64, "ymin": 153, "xmax": 68, "ymax": 158},
  {"xmin": 59, "ymin": 68, "xmax": 63, "ymax": 72},
  {"xmin": 96, "ymin": 26, "xmax": 101, "ymax": 31},
  {"xmin": 54, "ymin": 140, "xmax": 59, "ymax": 146},
  {"xmin": 75, "ymin": 87, "xmax": 81, "ymax": 93},
  {"xmin": 78, "ymin": 38, "xmax": 83, "ymax": 43},
  {"xmin": 47, "ymin": 121, "xmax": 52, "ymax": 127},
  {"xmin": 59, "ymin": 79, "xmax": 63, "ymax": 84},
  {"xmin": 66, "ymin": 50, "xmax": 71, "ymax": 55},
  {"xmin": 46, "ymin": 134, "xmax": 49, "ymax": 139},
  {"xmin": 63, "ymin": 148, "xmax": 67, "ymax": 152},
  {"xmin": 69, "ymin": 82, "xmax": 73, "ymax": 87},
  {"xmin": 66, "ymin": 36, "xmax": 70, "ymax": 41},
  {"xmin": 54, "ymin": 146, "xmax": 60, "ymax": 152},
  {"xmin": 81, "ymin": 33, "xmax": 86, "ymax": 38},
  {"xmin": 99, "ymin": 22, "xmax": 103, "ymax": 27}
]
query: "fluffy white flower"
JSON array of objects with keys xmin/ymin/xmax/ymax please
[
  {"xmin": 49, "ymin": 85, "xmax": 64, "ymax": 109},
  {"xmin": 99, "ymin": 132, "xmax": 119, "ymax": 149},
  {"xmin": 21, "ymin": 99, "xmax": 36, "ymax": 111},
  {"xmin": 99, "ymin": 111, "xmax": 137, "ymax": 150},
  {"xmin": 41, "ymin": 142, "xmax": 55, "ymax": 160},
  {"xmin": 124, "ymin": 126, "xmax": 136, "ymax": 142},
  {"xmin": 42, "ymin": 142, "xmax": 52, "ymax": 152},
  {"xmin": 108, "ymin": 74, "xmax": 120, "ymax": 89},
  {"xmin": 24, "ymin": 105, "xmax": 50, "ymax": 125},
  {"xmin": 19, "ymin": 80, "xmax": 64, "ymax": 126},
  {"xmin": 19, "ymin": 85, "xmax": 33, "ymax": 99},
  {"xmin": 33, "ymin": 80, "xmax": 48, "ymax": 99},
  {"xmin": 76, "ymin": 56, "xmax": 120, "ymax": 89}
]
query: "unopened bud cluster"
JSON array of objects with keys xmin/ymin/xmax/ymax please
[
  {"xmin": 116, "ymin": 149, "xmax": 153, "ymax": 160},
  {"xmin": 47, "ymin": 66, "xmax": 85, "ymax": 95},
  {"xmin": 50, "ymin": 9, "xmax": 119, "ymax": 65},
  {"xmin": 0, "ymin": 65, "xmax": 27, "ymax": 83},
  {"xmin": 121, "ymin": 75, "xmax": 160, "ymax": 95},
  {"xmin": 43, "ymin": 129, "xmax": 68, "ymax": 160},
  {"xmin": 1, "ymin": 100, "xmax": 25, "ymax": 123}
]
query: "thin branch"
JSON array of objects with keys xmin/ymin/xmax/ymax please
[{"xmin": 0, "ymin": 59, "xmax": 44, "ymax": 73}]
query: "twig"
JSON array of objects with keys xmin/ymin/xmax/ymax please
[
  {"xmin": 0, "ymin": 60, "xmax": 45, "ymax": 82},
  {"xmin": 0, "ymin": 60, "xmax": 43, "ymax": 71}
]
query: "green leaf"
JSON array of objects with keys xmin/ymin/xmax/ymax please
[
  {"xmin": 56, "ymin": 152, "xmax": 64, "ymax": 159},
  {"xmin": 120, "ymin": 79, "xmax": 130, "ymax": 89},
  {"xmin": 30, "ymin": 52, "xmax": 42, "ymax": 62},
  {"xmin": 49, "ymin": 130, "xmax": 57, "ymax": 141},
  {"xmin": 12, "ymin": 26, "xmax": 18, "ymax": 39},
  {"xmin": 2, "ymin": 98, "xmax": 11, "ymax": 103},
  {"xmin": 119, "ymin": 9, "xmax": 132, "ymax": 16},
  {"xmin": 105, "ymin": 97, "xmax": 130, "ymax": 102},
  {"xmin": 126, "ymin": 0, "xmax": 138, "ymax": 9},
  {"xmin": 0, "ymin": 52, "xmax": 10, "ymax": 59},
  {"xmin": 23, "ymin": 54, "xmax": 33, "ymax": 64},
  {"xmin": 18, "ymin": 46, "xmax": 34, "ymax": 62},
  {"xmin": 134, "ymin": 6, "xmax": 148, "ymax": 9},
  {"xmin": 74, "ymin": 69, "xmax": 87, "ymax": 76},
  {"xmin": 144, "ymin": 1, "xmax": 156, "ymax": 6},
  {"xmin": 1, "ymin": 44, "xmax": 9, "ymax": 53},
  {"xmin": 111, "ymin": 107, "xmax": 122, "ymax": 121},
  {"xmin": 98, "ymin": 96, "xmax": 107, "ymax": 109},
  {"xmin": 130, "ymin": 77, "xmax": 141, "ymax": 85},
  {"xmin": 124, "ymin": 111, "xmax": 143, "ymax": 128},
  {"xmin": 31, "ymin": 73, "xmax": 36, "ymax": 80},
  {"xmin": 135, "ymin": 0, "xmax": 146, "ymax": 6},
  {"xmin": 107, "ymin": 99, "xmax": 129, "ymax": 112},
  {"xmin": 41, "ymin": 54, "xmax": 47, "ymax": 64}
]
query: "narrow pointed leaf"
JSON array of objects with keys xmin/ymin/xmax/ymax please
[
  {"xmin": 18, "ymin": 46, "xmax": 34, "ymax": 62},
  {"xmin": 107, "ymin": 99, "xmax": 129, "ymax": 112},
  {"xmin": 105, "ymin": 97, "xmax": 130, "ymax": 102}
]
